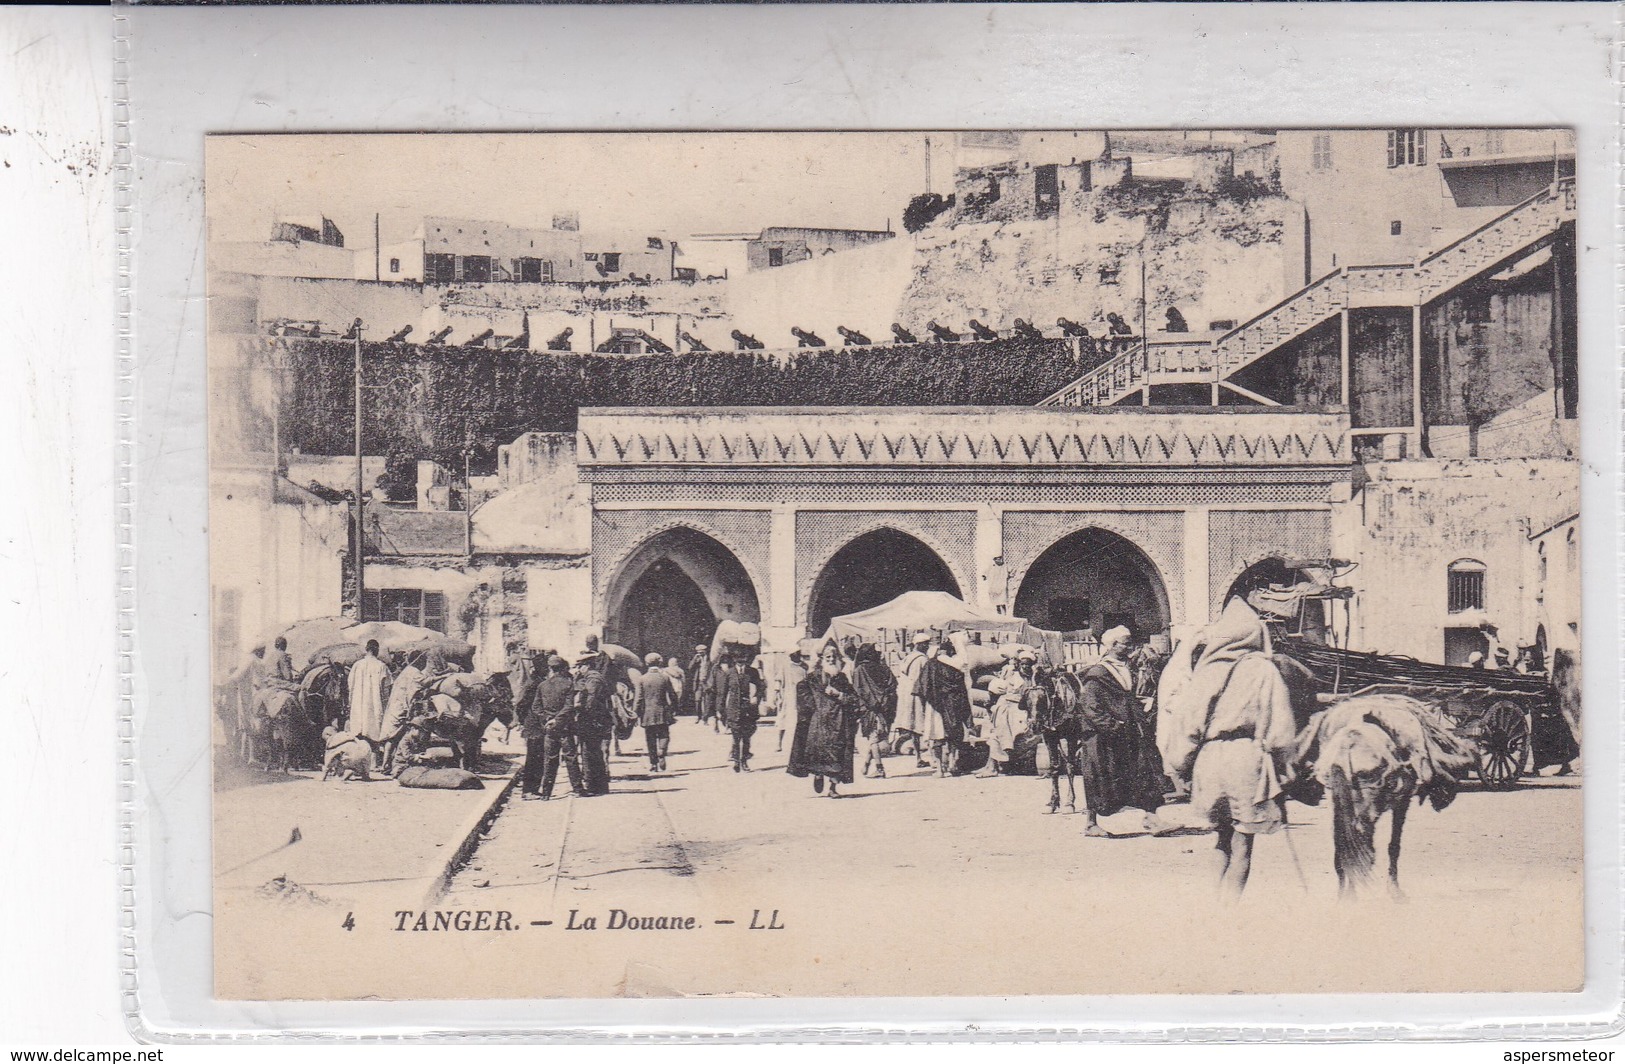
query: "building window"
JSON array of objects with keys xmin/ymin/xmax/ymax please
[
  {"xmin": 584, "ymin": 253, "xmax": 599, "ymax": 262},
  {"xmin": 1387, "ymin": 128, "xmax": 1427, "ymax": 168},
  {"xmin": 461, "ymin": 255, "xmax": 493, "ymax": 283},
  {"xmin": 602, "ymin": 252, "xmax": 621, "ymax": 272},
  {"xmin": 1446, "ymin": 559, "xmax": 1486, "ymax": 613},
  {"xmin": 768, "ymin": 247, "xmax": 784, "ymax": 267},
  {"xmin": 1390, "ymin": 220, "xmax": 1403, "ymax": 236},
  {"xmin": 362, "ymin": 588, "xmax": 449, "ymax": 633},
  {"xmin": 516, "ymin": 257, "xmax": 543, "ymax": 283},
  {"xmin": 1098, "ymin": 264, "xmax": 1120, "ymax": 285},
  {"xmin": 1311, "ymin": 133, "xmax": 1333, "ymax": 170},
  {"xmin": 389, "ymin": 257, "xmax": 401, "ymax": 274},
  {"xmin": 423, "ymin": 253, "xmax": 455, "ymax": 285}
]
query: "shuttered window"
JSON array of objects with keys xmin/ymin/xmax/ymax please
[{"xmin": 1387, "ymin": 129, "xmax": 1426, "ymax": 168}]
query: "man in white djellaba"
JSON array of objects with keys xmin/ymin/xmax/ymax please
[{"xmin": 347, "ymin": 639, "xmax": 392, "ymax": 739}]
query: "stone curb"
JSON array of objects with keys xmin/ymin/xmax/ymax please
[{"xmin": 421, "ymin": 763, "xmax": 523, "ymax": 907}]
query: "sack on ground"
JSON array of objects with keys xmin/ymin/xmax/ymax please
[{"xmin": 397, "ymin": 766, "xmax": 485, "ymax": 790}]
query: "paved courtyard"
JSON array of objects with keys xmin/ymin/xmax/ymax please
[{"xmin": 210, "ymin": 713, "xmax": 1585, "ymax": 1000}]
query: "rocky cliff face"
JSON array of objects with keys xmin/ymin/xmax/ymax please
[{"xmin": 897, "ymin": 180, "xmax": 1301, "ymax": 339}]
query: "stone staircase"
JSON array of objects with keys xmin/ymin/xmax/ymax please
[{"xmin": 1042, "ymin": 177, "xmax": 1575, "ymax": 407}]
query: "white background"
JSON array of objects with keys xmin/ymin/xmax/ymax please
[{"xmin": 1, "ymin": 1, "xmax": 1620, "ymax": 1055}]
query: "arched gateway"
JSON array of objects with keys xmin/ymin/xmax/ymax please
[
  {"xmin": 603, "ymin": 526, "xmax": 760, "ymax": 663},
  {"xmin": 806, "ymin": 528, "xmax": 960, "ymax": 636},
  {"xmin": 577, "ymin": 407, "xmax": 1352, "ymax": 647},
  {"xmin": 1013, "ymin": 528, "xmax": 1171, "ymax": 640}
]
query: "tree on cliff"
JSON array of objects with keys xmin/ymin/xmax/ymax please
[{"xmin": 903, "ymin": 192, "xmax": 954, "ymax": 233}]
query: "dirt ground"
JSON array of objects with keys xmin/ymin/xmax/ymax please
[
  {"xmin": 212, "ymin": 733, "xmax": 524, "ymax": 999},
  {"xmin": 213, "ymin": 717, "xmax": 1584, "ymax": 1000}
]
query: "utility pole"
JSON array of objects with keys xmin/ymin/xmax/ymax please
[
  {"xmin": 463, "ymin": 440, "xmax": 474, "ymax": 560},
  {"xmin": 375, "ymin": 213, "xmax": 381, "ymax": 281},
  {"xmin": 353, "ymin": 323, "xmax": 366, "ymax": 619},
  {"xmin": 1140, "ymin": 250, "xmax": 1152, "ymax": 407},
  {"xmin": 924, "ymin": 135, "xmax": 932, "ymax": 195}
]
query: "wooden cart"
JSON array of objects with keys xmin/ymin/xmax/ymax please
[{"xmin": 1275, "ymin": 635, "xmax": 1569, "ymax": 789}]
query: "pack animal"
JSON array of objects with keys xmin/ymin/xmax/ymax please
[
  {"xmin": 1029, "ymin": 669, "xmax": 1085, "ymax": 813},
  {"xmin": 1294, "ymin": 693, "xmax": 1475, "ymax": 899},
  {"xmin": 383, "ymin": 674, "xmax": 515, "ymax": 774}
]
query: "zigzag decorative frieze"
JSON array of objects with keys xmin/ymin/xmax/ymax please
[{"xmin": 580, "ymin": 415, "xmax": 1350, "ymax": 468}]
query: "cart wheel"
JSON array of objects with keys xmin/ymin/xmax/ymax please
[{"xmin": 1475, "ymin": 700, "xmax": 1530, "ymax": 789}]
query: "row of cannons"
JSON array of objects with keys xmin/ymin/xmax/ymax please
[{"xmin": 266, "ymin": 307, "xmax": 1191, "ymax": 354}]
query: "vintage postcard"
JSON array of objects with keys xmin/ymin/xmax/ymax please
[{"xmin": 206, "ymin": 130, "xmax": 1582, "ymax": 1000}]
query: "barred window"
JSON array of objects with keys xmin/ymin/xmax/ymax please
[
  {"xmin": 362, "ymin": 588, "xmax": 449, "ymax": 633},
  {"xmin": 1446, "ymin": 560, "xmax": 1485, "ymax": 613}
]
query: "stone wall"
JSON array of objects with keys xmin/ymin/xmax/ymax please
[{"xmin": 1334, "ymin": 458, "xmax": 1578, "ymax": 660}]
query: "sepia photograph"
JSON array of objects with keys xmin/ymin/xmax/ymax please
[{"xmin": 205, "ymin": 129, "xmax": 1583, "ymax": 1001}]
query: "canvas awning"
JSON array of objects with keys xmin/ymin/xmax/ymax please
[{"xmin": 819, "ymin": 591, "xmax": 1024, "ymax": 646}]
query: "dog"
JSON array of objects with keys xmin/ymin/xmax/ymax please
[{"xmin": 321, "ymin": 728, "xmax": 387, "ymax": 782}]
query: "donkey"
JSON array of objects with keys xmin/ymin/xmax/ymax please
[{"xmin": 1295, "ymin": 693, "xmax": 1475, "ymax": 899}]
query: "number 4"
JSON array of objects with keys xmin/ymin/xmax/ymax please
[{"xmin": 341, "ymin": 912, "xmax": 356, "ymax": 931}]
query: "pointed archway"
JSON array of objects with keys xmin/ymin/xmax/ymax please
[
  {"xmin": 1013, "ymin": 527, "xmax": 1170, "ymax": 639},
  {"xmin": 604, "ymin": 526, "xmax": 760, "ymax": 663},
  {"xmin": 806, "ymin": 528, "xmax": 960, "ymax": 636}
]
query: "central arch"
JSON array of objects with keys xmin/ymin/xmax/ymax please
[
  {"xmin": 603, "ymin": 526, "xmax": 761, "ymax": 664},
  {"xmin": 1013, "ymin": 527, "xmax": 1171, "ymax": 640},
  {"xmin": 806, "ymin": 528, "xmax": 960, "ymax": 636}
]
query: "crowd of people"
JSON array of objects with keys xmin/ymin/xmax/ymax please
[{"xmin": 763, "ymin": 627, "xmax": 1179, "ymax": 836}]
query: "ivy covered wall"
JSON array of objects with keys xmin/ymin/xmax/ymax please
[{"xmin": 275, "ymin": 336, "xmax": 1097, "ymax": 470}]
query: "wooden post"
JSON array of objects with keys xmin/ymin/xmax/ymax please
[
  {"xmin": 1339, "ymin": 307, "xmax": 1351, "ymax": 407},
  {"xmin": 1411, "ymin": 303, "xmax": 1424, "ymax": 456}
]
